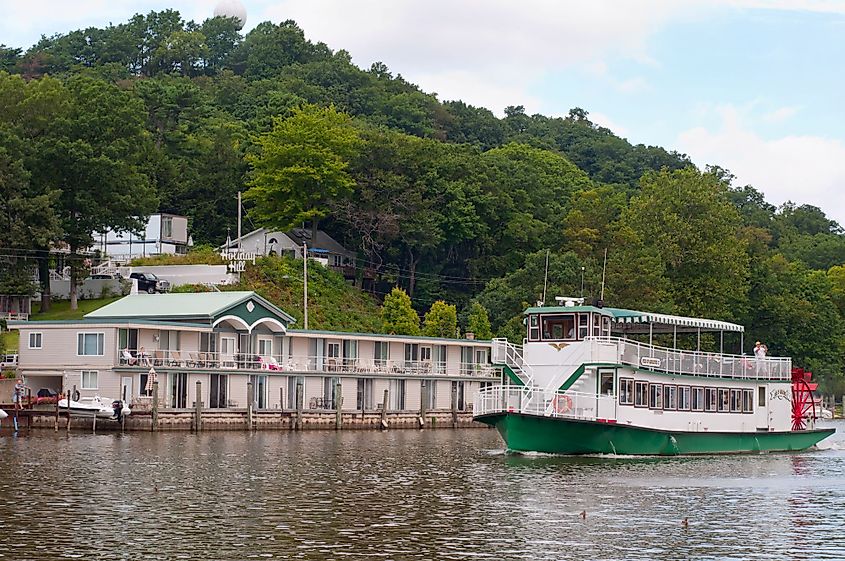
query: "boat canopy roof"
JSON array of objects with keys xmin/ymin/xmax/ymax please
[
  {"xmin": 523, "ymin": 305, "xmax": 744, "ymax": 333},
  {"xmin": 605, "ymin": 308, "xmax": 744, "ymax": 333}
]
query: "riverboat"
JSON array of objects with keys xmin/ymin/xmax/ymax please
[{"xmin": 474, "ymin": 298, "xmax": 834, "ymax": 455}]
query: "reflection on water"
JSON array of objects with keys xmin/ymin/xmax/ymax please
[{"xmin": 1, "ymin": 422, "xmax": 844, "ymax": 560}]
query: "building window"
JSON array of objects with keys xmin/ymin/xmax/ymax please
[
  {"xmin": 28, "ymin": 332, "xmax": 43, "ymax": 349},
  {"xmin": 81, "ymin": 370, "xmax": 98, "ymax": 390},
  {"xmin": 323, "ymin": 376, "xmax": 340, "ymax": 409},
  {"xmin": 691, "ymin": 387, "xmax": 704, "ymax": 411},
  {"xmin": 77, "ymin": 333, "xmax": 104, "ymax": 356},
  {"xmin": 649, "ymin": 383, "xmax": 663, "ymax": 409},
  {"xmin": 678, "ymin": 386, "xmax": 691, "ymax": 411},
  {"xmin": 742, "ymin": 389, "xmax": 754, "ymax": 413},
  {"xmin": 162, "ymin": 215, "xmax": 173, "ymax": 238},
  {"xmin": 374, "ymin": 341, "xmax": 389, "ymax": 367},
  {"xmin": 618, "ymin": 378, "xmax": 631, "ymax": 405},
  {"xmin": 422, "ymin": 380, "xmax": 437, "ymax": 409},
  {"xmin": 357, "ymin": 378, "xmax": 374, "ymax": 410},
  {"xmin": 634, "ymin": 381, "xmax": 648, "ymax": 407},
  {"xmin": 210, "ymin": 374, "xmax": 228, "ymax": 408},
  {"xmin": 257, "ymin": 338, "xmax": 273, "ymax": 358},
  {"xmin": 663, "ymin": 385, "xmax": 677, "ymax": 410},
  {"xmin": 287, "ymin": 376, "xmax": 305, "ymax": 409},
  {"xmin": 389, "ymin": 379, "xmax": 406, "ymax": 410},
  {"xmin": 705, "ymin": 388, "xmax": 717, "ymax": 412}
]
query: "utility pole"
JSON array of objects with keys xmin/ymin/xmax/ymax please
[
  {"xmin": 303, "ymin": 242, "xmax": 308, "ymax": 329},
  {"xmin": 580, "ymin": 266, "xmax": 585, "ymax": 298},
  {"xmin": 237, "ymin": 191, "xmax": 242, "ymax": 252},
  {"xmin": 542, "ymin": 249, "xmax": 550, "ymax": 305}
]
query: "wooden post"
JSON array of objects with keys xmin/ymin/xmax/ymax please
[
  {"xmin": 280, "ymin": 387, "xmax": 284, "ymax": 411},
  {"xmin": 334, "ymin": 382, "xmax": 343, "ymax": 430},
  {"xmin": 54, "ymin": 394, "xmax": 59, "ymax": 431},
  {"xmin": 451, "ymin": 383, "xmax": 458, "ymax": 428},
  {"xmin": 380, "ymin": 388, "xmax": 389, "ymax": 430},
  {"xmin": 66, "ymin": 390, "xmax": 71, "ymax": 433},
  {"xmin": 419, "ymin": 381, "xmax": 428, "ymax": 428},
  {"xmin": 151, "ymin": 381, "xmax": 159, "ymax": 432},
  {"xmin": 295, "ymin": 381, "xmax": 303, "ymax": 430},
  {"xmin": 247, "ymin": 381, "xmax": 254, "ymax": 430},
  {"xmin": 92, "ymin": 410, "xmax": 97, "ymax": 433},
  {"xmin": 195, "ymin": 381, "xmax": 203, "ymax": 432}
]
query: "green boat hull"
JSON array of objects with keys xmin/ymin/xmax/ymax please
[{"xmin": 477, "ymin": 412, "xmax": 835, "ymax": 455}]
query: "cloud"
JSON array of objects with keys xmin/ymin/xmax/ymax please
[
  {"xmin": 678, "ymin": 104, "xmax": 845, "ymax": 223},
  {"xmin": 590, "ymin": 112, "xmax": 630, "ymax": 138},
  {"xmin": 763, "ymin": 105, "xmax": 801, "ymax": 123}
]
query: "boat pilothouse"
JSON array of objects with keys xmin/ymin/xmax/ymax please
[{"xmin": 476, "ymin": 298, "xmax": 834, "ymax": 455}]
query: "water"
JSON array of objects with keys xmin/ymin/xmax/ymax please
[{"xmin": 1, "ymin": 422, "xmax": 844, "ymax": 561}]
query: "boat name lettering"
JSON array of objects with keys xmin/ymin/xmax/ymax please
[
  {"xmin": 769, "ymin": 388, "xmax": 789, "ymax": 401},
  {"xmin": 640, "ymin": 357, "xmax": 662, "ymax": 368}
]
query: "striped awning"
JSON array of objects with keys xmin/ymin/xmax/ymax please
[{"xmin": 608, "ymin": 309, "xmax": 744, "ymax": 333}]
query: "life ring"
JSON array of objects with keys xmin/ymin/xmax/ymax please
[
  {"xmin": 72, "ymin": 390, "xmax": 80, "ymax": 401},
  {"xmin": 552, "ymin": 394, "xmax": 573, "ymax": 414}
]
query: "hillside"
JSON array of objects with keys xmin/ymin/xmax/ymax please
[{"xmin": 2, "ymin": 10, "xmax": 845, "ymax": 391}]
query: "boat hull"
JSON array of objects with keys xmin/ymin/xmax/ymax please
[{"xmin": 476, "ymin": 412, "xmax": 835, "ymax": 455}]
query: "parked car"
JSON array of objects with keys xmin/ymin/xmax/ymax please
[{"xmin": 129, "ymin": 272, "xmax": 170, "ymax": 294}]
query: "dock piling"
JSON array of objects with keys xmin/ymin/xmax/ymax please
[
  {"xmin": 419, "ymin": 381, "xmax": 428, "ymax": 428},
  {"xmin": 334, "ymin": 382, "xmax": 343, "ymax": 430},
  {"xmin": 247, "ymin": 381, "xmax": 254, "ymax": 430},
  {"xmin": 295, "ymin": 381, "xmax": 303, "ymax": 430},
  {"xmin": 151, "ymin": 382, "xmax": 159, "ymax": 432},
  {"xmin": 195, "ymin": 380, "xmax": 203, "ymax": 432},
  {"xmin": 380, "ymin": 389, "xmax": 389, "ymax": 430},
  {"xmin": 66, "ymin": 390, "xmax": 71, "ymax": 433},
  {"xmin": 451, "ymin": 383, "xmax": 458, "ymax": 428}
]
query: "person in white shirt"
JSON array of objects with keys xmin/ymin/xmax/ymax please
[{"xmin": 753, "ymin": 341, "xmax": 768, "ymax": 375}]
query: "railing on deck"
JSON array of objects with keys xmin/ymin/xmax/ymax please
[
  {"xmin": 591, "ymin": 336, "xmax": 791, "ymax": 380},
  {"xmin": 118, "ymin": 349, "xmax": 502, "ymax": 378},
  {"xmin": 1, "ymin": 353, "xmax": 18, "ymax": 368},
  {"xmin": 491, "ymin": 338, "xmax": 535, "ymax": 386},
  {"xmin": 474, "ymin": 384, "xmax": 616, "ymax": 422},
  {"xmin": 1, "ymin": 312, "xmax": 28, "ymax": 321}
]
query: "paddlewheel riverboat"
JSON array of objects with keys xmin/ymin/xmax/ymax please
[{"xmin": 474, "ymin": 299, "xmax": 834, "ymax": 455}]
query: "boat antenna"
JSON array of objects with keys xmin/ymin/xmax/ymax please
[
  {"xmin": 600, "ymin": 248, "xmax": 608, "ymax": 302},
  {"xmin": 542, "ymin": 249, "xmax": 550, "ymax": 305}
]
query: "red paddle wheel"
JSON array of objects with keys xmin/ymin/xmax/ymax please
[{"xmin": 791, "ymin": 368, "xmax": 818, "ymax": 431}]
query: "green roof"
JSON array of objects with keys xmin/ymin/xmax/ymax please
[
  {"xmin": 84, "ymin": 291, "xmax": 295, "ymax": 324},
  {"xmin": 288, "ymin": 329, "xmax": 489, "ymax": 344},
  {"xmin": 523, "ymin": 306, "xmax": 616, "ymax": 317}
]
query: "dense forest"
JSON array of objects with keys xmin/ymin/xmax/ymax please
[{"xmin": 2, "ymin": 10, "xmax": 845, "ymax": 391}]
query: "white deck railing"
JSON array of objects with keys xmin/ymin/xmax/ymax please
[
  {"xmin": 474, "ymin": 384, "xmax": 616, "ymax": 421},
  {"xmin": 118, "ymin": 349, "xmax": 502, "ymax": 378},
  {"xmin": 592, "ymin": 336, "xmax": 791, "ymax": 380},
  {"xmin": 491, "ymin": 338, "xmax": 535, "ymax": 386}
]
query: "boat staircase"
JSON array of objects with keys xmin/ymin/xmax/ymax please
[{"xmin": 490, "ymin": 339, "xmax": 534, "ymax": 387}]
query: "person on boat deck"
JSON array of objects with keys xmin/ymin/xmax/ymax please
[
  {"xmin": 122, "ymin": 348, "xmax": 137, "ymax": 366},
  {"xmin": 754, "ymin": 341, "xmax": 768, "ymax": 374},
  {"xmin": 13, "ymin": 378, "xmax": 28, "ymax": 407}
]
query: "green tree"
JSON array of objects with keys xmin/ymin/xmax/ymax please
[
  {"xmin": 422, "ymin": 300, "xmax": 458, "ymax": 338},
  {"xmin": 245, "ymin": 104, "xmax": 361, "ymax": 243},
  {"xmin": 381, "ymin": 287, "xmax": 420, "ymax": 335},
  {"xmin": 465, "ymin": 301, "xmax": 493, "ymax": 340},
  {"xmin": 609, "ymin": 167, "xmax": 749, "ymax": 320}
]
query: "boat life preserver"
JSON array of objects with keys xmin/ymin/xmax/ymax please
[{"xmin": 552, "ymin": 394, "xmax": 573, "ymax": 414}]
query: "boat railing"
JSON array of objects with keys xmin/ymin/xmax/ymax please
[
  {"xmin": 117, "ymin": 349, "xmax": 502, "ymax": 378},
  {"xmin": 475, "ymin": 384, "xmax": 616, "ymax": 422},
  {"xmin": 491, "ymin": 338, "xmax": 535, "ymax": 387},
  {"xmin": 587, "ymin": 336, "xmax": 791, "ymax": 380}
]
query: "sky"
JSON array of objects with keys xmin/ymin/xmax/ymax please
[{"xmin": 4, "ymin": 0, "xmax": 845, "ymax": 223}]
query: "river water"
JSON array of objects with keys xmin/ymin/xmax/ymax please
[{"xmin": 1, "ymin": 422, "xmax": 844, "ymax": 561}]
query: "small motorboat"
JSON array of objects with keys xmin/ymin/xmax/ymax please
[
  {"xmin": 57, "ymin": 396, "xmax": 131, "ymax": 420},
  {"xmin": 0, "ymin": 409, "xmax": 7, "ymax": 420}
]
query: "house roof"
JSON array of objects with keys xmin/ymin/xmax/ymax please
[
  {"xmin": 84, "ymin": 291, "xmax": 296, "ymax": 326},
  {"xmin": 286, "ymin": 228, "xmax": 354, "ymax": 257}
]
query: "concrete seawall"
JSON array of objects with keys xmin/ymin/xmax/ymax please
[{"xmin": 13, "ymin": 410, "xmax": 486, "ymax": 432}]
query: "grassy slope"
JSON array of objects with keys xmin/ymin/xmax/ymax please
[
  {"xmin": 31, "ymin": 297, "xmax": 123, "ymax": 321},
  {"xmin": 1, "ymin": 330, "xmax": 18, "ymax": 353},
  {"xmin": 233, "ymin": 256, "xmax": 382, "ymax": 333}
]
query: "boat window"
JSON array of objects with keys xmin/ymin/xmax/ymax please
[
  {"xmin": 599, "ymin": 370, "xmax": 615, "ymax": 395},
  {"xmin": 578, "ymin": 314, "xmax": 589, "ymax": 339},
  {"xmin": 758, "ymin": 386, "xmax": 766, "ymax": 407},
  {"xmin": 691, "ymin": 387, "xmax": 704, "ymax": 411},
  {"xmin": 592, "ymin": 316, "xmax": 601, "ymax": 337},
  {"xmin": 663, "ymin": 385, "xmax": 678, "ymax": 410},
  {"xmin": 529, "ymin": 315, "xmax": 540, "ymax": 341},
  {"xmin": 678, "ymin": 386, "xmax": 691, "ymax": 411},
  {"xmin": 602, "ymin": 316, "xmax": 611, "ymax": 337},
  {"xmin": 718, "ymin": 388, "xmax": 730, "ymax": 412},
  {"xmin": 704, "ymin": 388, "xmax": 717, "ymax": 412},
  {"xmin": 541, "ymin": 314, "xmax": 576, "ymax": 341},
  {"xmin": 742, "ymin": 389, "xmax": 754, "ymax": 413},
  {"xmin": 619, "ymin": 378, "xmax": 634, "ymax": 405},
  {"xmin": 634, "ymin": 381, "xmax": 648, "ymax": 407},
  {"xmin": 649, "ymin": 383, "xmax": 663, "ymax": 409},
  {"xmin": 730, "ymin": 389, "xmax": 743, "ymax": 412}
]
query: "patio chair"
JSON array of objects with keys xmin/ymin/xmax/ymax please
[
  {"xmin": 152, "ymin": 350, "xmax": 164, "ymax": 366},
  {"xmin": 169, "ymin": 351, "xmax": 183, "ymax": 367},
  {"xmin": 188, "ymin": 352, "xmax": 202, "ymax": 368}
]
